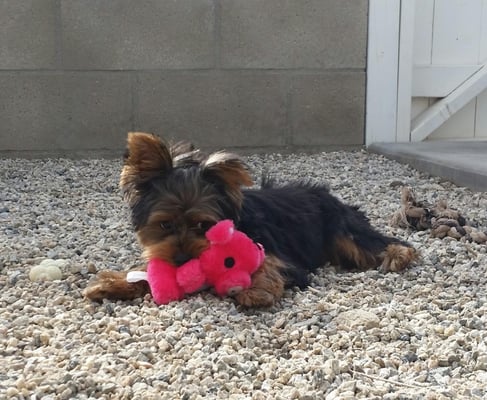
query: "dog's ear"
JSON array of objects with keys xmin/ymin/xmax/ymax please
[
  {"xmin": 202, "ymin": 151, "xmax": 253, "ymax": 207},
  {"xmin": 120, "ymin": 132, "xmax": 173, "ymax": 201}
]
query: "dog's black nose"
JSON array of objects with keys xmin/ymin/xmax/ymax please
[{"xmin": 174, "ymin": 253, "xmax": 192, "ymax": 266}]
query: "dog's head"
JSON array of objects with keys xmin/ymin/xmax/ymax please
[{"xmin": 120, "ymin": 132, "xmax": 253, "ymax": 265}]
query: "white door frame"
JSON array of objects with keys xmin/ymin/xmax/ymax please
[
  {"xmin": 366, "ymin": 0, "xmax": 415, "ymax": 145},
  {"xmin": 365, "ymin": 0, "xmax": 401, "ymax": 145},
  {"xmin": 365, "ymin": 0, "xmax": 400, "ymax": 146}
]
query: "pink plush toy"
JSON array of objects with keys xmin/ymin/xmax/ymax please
[
  {"xmin": 188, "ymin": 219, "xmax": 265, "ymax": 298},
  {"xmin": 127, "ymin": 220, "xmax": 265, "ymax": 305}
]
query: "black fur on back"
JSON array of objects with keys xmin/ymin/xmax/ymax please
[{"xmin": 237, "ymin": 180, "xmax": 404, "ymax": 288}]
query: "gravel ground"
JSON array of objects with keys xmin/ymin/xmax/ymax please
[{"xmin": 1, "ymin": 151, "xmax": 486, "ymax": 400}]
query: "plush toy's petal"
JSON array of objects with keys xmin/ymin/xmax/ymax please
[
  {"xmin": 176, "ymin": 259, "xmax": 206, "ymax": 293},
  {"xmin": 206, "ymin": 219, "xmax": 234, "ymax": 244},
  {"xmin": 147, "ymin": 259, "xmax": 184, "ymax": 305}
]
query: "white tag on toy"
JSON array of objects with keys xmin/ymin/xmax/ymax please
[{"xmin": 127, "ymin": 271, "xmax": 148, "ymax": 283}]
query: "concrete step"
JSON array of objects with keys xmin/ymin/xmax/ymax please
[{"xmin": 369, "ymin": 141, "xmax": 487, "ymax": 192}]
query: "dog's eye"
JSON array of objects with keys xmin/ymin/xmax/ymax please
[
  {"xmin": 160, "ymin": 221, "xmax": 174, "ymax": 231},
  {"xmin": 194, "ymin": 221, "xmax": 214, "ymax": 232}
]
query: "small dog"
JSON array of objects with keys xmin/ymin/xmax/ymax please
[{"xmin": 84, "ymin": 132, "xmax": 417, "ymax": 307}]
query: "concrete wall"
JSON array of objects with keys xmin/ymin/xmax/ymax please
[{"xmin": 0, "ymin": 0, "xmax": 368, "ymax": 157}]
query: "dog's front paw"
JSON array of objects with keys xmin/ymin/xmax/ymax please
[
  {"xmin": 233, "ymin": 255, "xmax": 285, "ymax": 308},
  {"xmin": 83, "ymin": 270, "xmax": 149, "ymax": 302}
]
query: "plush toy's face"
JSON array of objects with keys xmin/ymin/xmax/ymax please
[{"xmin": 200, "ymin": 220, "xmax": 265, "ymax": 296}]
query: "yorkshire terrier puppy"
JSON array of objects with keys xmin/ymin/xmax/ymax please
[{"xmin": 84, "ymin": 132, "xmax": 417, "ymax": 307}]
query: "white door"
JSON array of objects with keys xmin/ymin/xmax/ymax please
[{"xmin": 366, "ymin": 0, "xmax": 487, "ymax": 145}]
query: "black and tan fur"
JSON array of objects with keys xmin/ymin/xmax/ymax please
[{"xmin": 84, "ymin": 132, "xmax": 417, "ymax": 307}]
